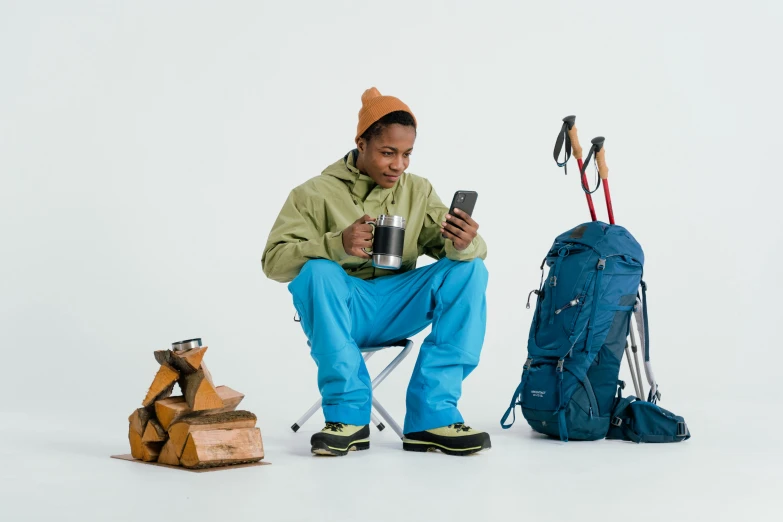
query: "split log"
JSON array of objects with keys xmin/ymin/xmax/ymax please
[
  {"xmin": 154, "ymin": 350, "xmax": 174, "ymax": 367},
  {"xmin": 180, "ymin": 428, "xmax": 264, "ymax": 469},
  {"xmin": 180, "ymin": 368, "xmax": 224, "ymax": 411},
  {"xmin": 157, "ymin": 439, "xmax": 181, "ymax": 466},
  {"xmin": 142, "ymin": 442, "xmax": 163, "ymax": 462},
  {"xmin": 142, "ymin": 418, "xmax": 167, "ymax": 443},
  {"xmin": 200, "ymin": 361, "xmax": 215, "ymax": 386},
  {"xmin": 154, "ymin": 386, "xmax": 244, "ymax": 430},
  {"xmin": 128, "ymin": 408, "xmax": 150, "ymax": 437},
  {"xmin": 157, "ymin": 347, "xmax": 209, "ymax": 375},
  {"xmin": 168, "ymin": 410, "xmax": 257, "ymax": 458},
  {"xmin": 172, "ymin": 346, "xmax": 208, "ymax": 373},
  {"xmin": 129, "ymin": 428, "xmax": 163, "ymax": 462},
  {"xmin": 129, "ymin": 427, "xmax": 144, "ymax": 460},
  {"xmin": 142, "ymin": 364, "xmax": 179, "ymax": 407}
]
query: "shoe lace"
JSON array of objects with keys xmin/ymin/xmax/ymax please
[
  {"xmin": 324, "ymin": 422, "xmax": 345, "ymax": 432},
  {"xmin": 450, "ymin": 423, "xmax": 472, "ymax": 432}
]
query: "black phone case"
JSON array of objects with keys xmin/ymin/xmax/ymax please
[
  {"xmin": 449, "ymin": 190, "xmax": 478, "ymax": 217},
  {"xmin": 443, "ymin": 191, "xmax": 478, "ymax": 238}
]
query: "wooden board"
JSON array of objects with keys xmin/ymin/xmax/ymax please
[
  {"xmin": 168, "ymin": 410, "xmax": 257, "ymax": 458},
  {"xmin": 180, "ymin": 428, "xmax": 264, "ymax": 469},
  {"xmin": 142, "ymin": 364, "xmax": 180, "ymax": 407},
  {"xmin": 110, "ymin": 454, "xmax": 269, "ymax": 473},
  {"xmin": 155, "ymin": 386, "xmax": 244, "ymax": 430}
]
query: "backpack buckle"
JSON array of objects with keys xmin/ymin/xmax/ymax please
[
  {"xmin": 611, "ymin": 417, "xmax": 623, "ymax": 427},
  {"xmin": 677, "ymin": 422, "xmax": 689, "ymax": 437},
  {"xmin": 523, "ymin": 357, "xmax": 532, "ymax": 370},
  {"xmin": 596, "ymin": 259, "xmax": 606, "ymax": 270},
  {"xmin": 556, "ymin": 359, "xmax": 564, "ymax": 372}
]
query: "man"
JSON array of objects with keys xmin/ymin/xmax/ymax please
[{"xmin": 262, "ymin": 87, "xmax": 489, "ymax": 456}]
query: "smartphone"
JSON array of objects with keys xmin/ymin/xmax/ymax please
[
  {"xmin": 443, "ymin": 190, "xmax": 478, "ymax": 237},
  {"xmin": 449, "ymin": 190, "xmax": 478, "ymax": 218}
]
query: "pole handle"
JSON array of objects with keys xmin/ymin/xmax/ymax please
[
  {"xmin": 596, "ymin": 147, "xmax": 609, "ymax": 180},
  {"xmin": 567, "ymin": 125, "xmax": 583, "ymax": 160},
  {"xmin": 590, "ymin": 137, "xmax": 608, "ymax": 180}
]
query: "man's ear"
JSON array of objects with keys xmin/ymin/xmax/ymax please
[{"xmin": 356, "ymin": 138, "xmax": 366, "ymax": 153}]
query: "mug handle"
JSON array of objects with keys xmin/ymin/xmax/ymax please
[{"xmin": 361, "ymin": 220, "xmax": 376, "ymax": 256}]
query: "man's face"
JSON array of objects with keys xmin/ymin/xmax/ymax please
[{"xmin": 356, "ymin": 124, "xmax": 416, "ymax": 189}]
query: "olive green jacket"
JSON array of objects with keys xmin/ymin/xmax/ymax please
[{"xmin": 261, "ymin": 150, "xmax": 487, "ymax": 283}]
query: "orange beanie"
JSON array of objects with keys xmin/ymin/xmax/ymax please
[{"xmin": 355, "ymin": 87, "xmax": 417, "ymax": 143}]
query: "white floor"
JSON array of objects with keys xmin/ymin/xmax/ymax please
[{"xmin": 1, "ymin": 399, "xmax": 778, "ymax": 522}]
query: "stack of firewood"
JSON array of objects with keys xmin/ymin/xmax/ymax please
[{"xmin": 127, "ymin": 343, "xmax": 264, "ymax": 469}]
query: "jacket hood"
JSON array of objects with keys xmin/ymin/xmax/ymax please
[{"xmin": 322, "ymin": 149, "xmax": 394, "ymax": 204}]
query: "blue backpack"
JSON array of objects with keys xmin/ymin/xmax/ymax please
[{"xmin": 500, "ymin": 221, "xmax": 690, "ymax": 443}]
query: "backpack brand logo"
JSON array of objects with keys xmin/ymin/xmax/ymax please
[{"xmin": 530, "ymin": 390, "xmax": 546, "ymax": 398}]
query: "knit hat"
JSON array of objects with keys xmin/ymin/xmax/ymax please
[{"xmin": 355, "ymin": 87, "xmax": 417, "ymax": 143}]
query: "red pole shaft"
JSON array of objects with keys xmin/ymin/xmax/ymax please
[
  {"xmin": 603, "ymin": 179, "xmax": 615, "ymax": 225},
  {"xmin": 577, "ymin": 158, "xmax": 598, "ymax": 222}
]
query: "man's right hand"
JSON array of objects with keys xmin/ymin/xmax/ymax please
[{"xmin": 342, "ymin": 215, "xmax": 374, "ymax": 259}]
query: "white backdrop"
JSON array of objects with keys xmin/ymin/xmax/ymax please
[{"xmin": 1, "ymin": 0, "xmax": 781, "ymax": 515}]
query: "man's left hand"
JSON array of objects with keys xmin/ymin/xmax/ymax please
[{"xmin": 441, "ymin": 208, "xmax": 479, "ymax": 251}]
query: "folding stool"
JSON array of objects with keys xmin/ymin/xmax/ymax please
[{"xmin": 290, "ymin": 339, "xmax": 414, "ymax": 440}]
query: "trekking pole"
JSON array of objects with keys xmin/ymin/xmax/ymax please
[
  {"xmin": 629, "ymin": 321, "xmax": 645, "ymax": 400},
  {"xmin": 593, "ymin": 137, "xmax": 616, "ymax": 225},
  {"xmin": 569, "ymin": 120, "xmax": 598, "ymax": 222},
  {"xmin": 624, "ymin": 340, "xmax": 642, "ymax": 397},
  {"xmin": 579, "ymin": 137, "xmax": 609, "ymax": 222},
  {"xmin": 554, "ymin": 116, "xmax": 597, "ymax": 221}
]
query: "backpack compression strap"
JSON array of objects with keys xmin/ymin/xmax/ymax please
[{"xmin": 500, "ymin": 358, "xmax": 532, "ymax": 429}]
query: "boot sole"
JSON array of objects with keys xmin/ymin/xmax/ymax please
[
  {"xmin": 402, "ymin": 438, "xmax": 491, "ymax": 456},
  {"xmin": 311, "ymin": 439, "xmax": 370, "ymax": 456}
]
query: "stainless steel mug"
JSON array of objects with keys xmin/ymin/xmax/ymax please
[
  {"xmin": 172, "ymin": 338, "xmax": 202, "ymax": 351},
  {"xmin": 363, "ymin": 214, "xmax": 406, "ymax": 270}
]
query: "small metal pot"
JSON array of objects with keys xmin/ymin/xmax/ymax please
[{"xmin": 172, "ymin": 338, "xmax": 202, "ymax": 352}]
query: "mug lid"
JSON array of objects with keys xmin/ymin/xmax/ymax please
[{"xmin": 377, "ymin": 214, "xmax": 406, "ymax": 229}]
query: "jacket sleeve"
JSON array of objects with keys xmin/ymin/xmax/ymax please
[
  {"xmin": 261, "ymin": 189, "xmax": 350, "ymax": 283},
  {"xmin": 418, "ymin": 182, "xmax": 487, "ymax": 262}
]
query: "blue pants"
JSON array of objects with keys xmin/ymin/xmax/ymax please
[{"xmin": 288, "ymin": 257, "xmax": 488, "ymax": 434}]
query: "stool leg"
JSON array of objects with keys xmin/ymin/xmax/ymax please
[
  {"xmin": 371, "ymin": 411, "xmax": 385, "ymax": 431},
  {"xmin": 292, "ymin": 342, "xmax": 411, "ymax": 434},
  {"xmin": 292, "ymin": 352, "xmax": 377, "ymax": 432},
  {"xmin": 291, "ymin": 398, "xmax": 322, "ymax": 432},
  {"xmin": 369, "ymin": 341, "xmax": 412, "ymax": 389},
  {"xmin": 372, "ymin": 397, "xmax": 403, "ymax": 440}
]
